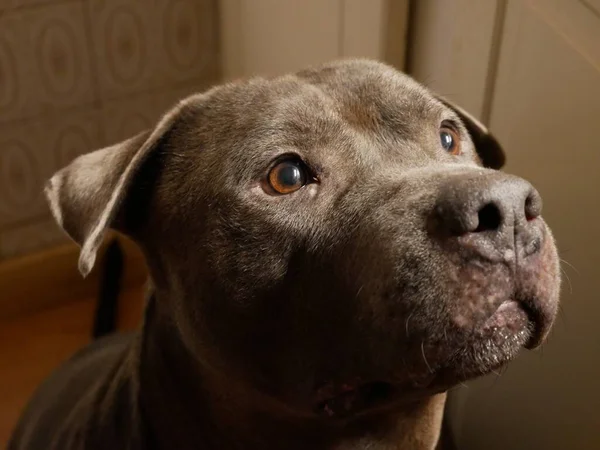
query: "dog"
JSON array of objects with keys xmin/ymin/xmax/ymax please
[{"xmin": 8, "ymin": 59, "xmax": 560, "ymax": 450}]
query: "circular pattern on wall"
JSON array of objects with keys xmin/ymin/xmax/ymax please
[
  {"xmin": 0, "ymin": 37, "xmax": 18, "ymax": 112},
  {"xmin": 105, "ymin": 6, "xmax": 146, "ymax": 85},
  {"xmin": 0, "ymin": 141, "xmax": 39, "ymax": 212},
  {"xmin": 115, "ymin": 112, "xmax": 151, "ymax": 142},
  {"xmin": 54, "ymin": 126, "xmax": 93, "ymax": 167},
  {"xmin": 163, "ymin": 0, "xmax": 211, "ymax": 70},
  {"xmin": 35, "ymin": 19, "xmax": 80, "ymax": 97}
]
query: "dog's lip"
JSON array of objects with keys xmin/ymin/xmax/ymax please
[
  {"xmin": 480, "ymin": 297, "xmax": 542, "ymax": 349},
  {"xmin": 482, "ymin": 299, "xmax": 526, "ymax": 329}
]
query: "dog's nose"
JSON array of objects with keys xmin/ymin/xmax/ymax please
[{"xmin": 434, "ymin": 174, "xmax": 544, "ymax": 260}]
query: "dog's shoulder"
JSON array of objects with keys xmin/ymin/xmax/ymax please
[{"xmin": 8, "ymin": 332, "xmax": 139, "ymax": 450}]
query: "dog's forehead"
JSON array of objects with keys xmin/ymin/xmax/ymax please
[
  {"xmin": 180, "ymin": 60, "xmax": 456, "ymax": 177},
  {"xmin": 199, "ymin": 60, "xmax": 444, "ymax": 145},
  {"xmin": 293, "ymin": 59, "xmax": 437, "ymax": 116}
]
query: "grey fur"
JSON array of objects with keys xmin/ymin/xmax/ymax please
[{"xmin": 9, "ymin": 59, "xmax": 560, "ymax": 450}]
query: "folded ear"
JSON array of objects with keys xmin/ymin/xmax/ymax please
[
  {"xmin": 46, "ymin": 102, "xmax": 187, "ymax": 277},
  {"xmin": 435, "ymin": 96, "xmax": 505, "ymax": 169}
]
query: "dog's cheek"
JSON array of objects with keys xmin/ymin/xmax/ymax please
[
  {"xmin": 211, "ymin": 231, "xmax": 291, "ymax": 302},
  {"xmin": 324, "ymin": 209, "xmax": 444, "ymax": 376}
]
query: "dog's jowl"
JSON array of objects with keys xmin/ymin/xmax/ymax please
[{"xmin": 8, "ymin": 60, "xmax": 560, "ymax": 450}]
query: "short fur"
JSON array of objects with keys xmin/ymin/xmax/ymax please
[{"xmin": 9, "ymin": 59, "xmax": 560, "ymax": 450}]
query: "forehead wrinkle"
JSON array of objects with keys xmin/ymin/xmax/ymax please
[
  {"xmin": 268, "ymin": 83, "xmax": 343, "ymax": 151},
  {"xmin": 288, "ymin": 82, "xmax": 391, "ymax": 172},
  {"xmin": 260, "ymin": 78, "xmax": 414, "ymax": 173}
]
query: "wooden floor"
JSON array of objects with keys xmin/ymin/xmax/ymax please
[{"xmin": 0, "ymin": 287, "xmax": 144, "ymax": 445}]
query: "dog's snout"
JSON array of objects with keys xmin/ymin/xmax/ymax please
[
  {"xmin": 434, "ymin": 174, "xmax": 544, "ymax": 261},
  {"xmin": 475, "ymin": 185, "xmax": 542, "ymax": 232}
]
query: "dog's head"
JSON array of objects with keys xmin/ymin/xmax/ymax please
[{"xmin": 46, "ymin": 60, "xmax": 560, "ymax": 420}]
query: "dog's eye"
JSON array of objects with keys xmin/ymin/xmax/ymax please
[
  {"xmin": 268, "ymin": 159, "xmax": 308, "ymax": 194},
  {"xmin": 440, "ymin": 124, "xmax": 461, "ymax": 155}
]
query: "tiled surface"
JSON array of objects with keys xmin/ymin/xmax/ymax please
[
  {"xmin": 25, "ymin": 2, "xmax": 96, "ymax": 112},
  {"xmin": 0, "ymin": 0, "xmax": 220, "ymax": 259},
  {"xmin": 155, "ymin": 0, "xmax": 219, "ymax": 83},
  {"xmin": 0, "ymin": 11, "xmax": 41, "ymax": 122},
  {"xmin": 88, "ymin": 0, "xmax": 162, "ymax": 99},
  {"xmin": 0, "ymin": 108, "xmax": 104, "ymax": 227},
  {"xmin": 0, "ymin": 2, "xmax": 95, "ymax": 122},
  {"xmin": 0, "ymin": 0, "xmax": 75, "ymax": 10},
  {"xmin": 99, "ymin": 82, "xmax": 213, "ymax": 145},
  {"xmin": 0, "ymin": 118, "xmax": 57, "ymax": 226}
]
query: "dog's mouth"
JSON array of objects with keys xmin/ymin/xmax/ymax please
[
  {"xmin": 429, "ymin": 297, "xmax": 537, "ymax": 384},
  {"xmin": 309, "ymin": 295, "xmax": 548, "ymax": 420},
  {"xmin": 314, "ymin": 381, "xmax": 395, "ymax": 419},
  {"xmin": 477, "ymin": 298, "xmax": 540, "ymax": 349},
  {"xmin": 481, "ymin": 299, "xmax": 530, "ymax": 332},
  {"xmin": 313, "ymin": 300, "xmax": 538, "ymax": 419}
]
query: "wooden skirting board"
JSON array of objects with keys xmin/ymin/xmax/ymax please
[{"xmin": 0, "ymin": 233, "xmax": 148, "ymax": 323}]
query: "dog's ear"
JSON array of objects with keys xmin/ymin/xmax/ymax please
[
  {"xmin": 45, "ymin": 102, "xmax": 188, "ymax": 277},
  {"xmin": 436, "ymin": 96, "xmax": 505, "ymax": 169}
]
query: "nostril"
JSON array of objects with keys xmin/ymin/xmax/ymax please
[
  {"xmin": 525, "ymin": 190, "xmax": 542, "ymax": 221},
  {"xmin": 525, "ymin": 197, "xmax": 535, "ymax": 221},
  {"xmin": 476, "ymin": 203, "xmax": 503, "ymax": 232}
]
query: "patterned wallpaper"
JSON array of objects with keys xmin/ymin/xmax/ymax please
[{"xmin": 0, "ymin": 0, "xmax": 220, "ymax": 260}]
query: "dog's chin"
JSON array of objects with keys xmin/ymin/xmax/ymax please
[
  {"xmin": 311, "ymin": 301, "xmax": 534, "ymax": 421},
  {"xmin": 434, "ymin": 299, "xmax": 533, "ymax": 383}
]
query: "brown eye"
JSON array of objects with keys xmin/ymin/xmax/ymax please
[
  {"xmin": 268, "ymin": 159, "xmax": 308, "ymax": 194},
  {"xmin": 440, "ymin": 124, "xmax": 461, "ymax": 155}
]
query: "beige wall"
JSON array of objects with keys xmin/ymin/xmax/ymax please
[
  {"xmin": 0, "ymin": 0, "xmax": 220, "ymax": 260},
  {"xmin": 219, "ymin": 0, "xmax": 408, "ymax": 79}
]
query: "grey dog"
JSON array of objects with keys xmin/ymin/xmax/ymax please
[{"xmin": 8, "ymin": 59, "xmax": 560, "ymax": 450}]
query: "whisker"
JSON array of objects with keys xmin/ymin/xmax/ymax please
[
  {"xmin": 560, "ymin": 258, "xmax": 580, "ymax": 275},
  {"xmin": 421, "ymin": 341, "xmax": 434, "ymax": 374},
  {"xmin": 557, "ymin": 303, "xmax": 568, "ymax": 328},
  {"xmin": 405, "ymin": 311, "xmax": 414, "ymax": 338},
  {"xmin": 490, "ymin": 365, "xmax": 510, "ymax": 390},
  {"xmin": 560, "ymin": 267, "xmax": 573, "ymax": 295},
  {"xmin": 490, "ymin": 373, "xmax": 502, "ymax": 389},
  {"xmin": 449, "ymin": 380, "xmax": 470, "ymax": 391},
  {"xmin": 355, "ymin": 285, "xmax": 364, "ymax": 298}
]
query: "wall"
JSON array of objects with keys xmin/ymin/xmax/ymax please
[
  {"xmin": 219, "ymin": 0, "xmax": 408, "ymax": 79},
  {"xmin": 0, "ymin": 0, "xmax": 220, "ymax": 260}
]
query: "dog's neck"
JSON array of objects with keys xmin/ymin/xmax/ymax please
[{"xmin": 136, "ymin": 295, "xmax": 446, "ymax": 450}]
